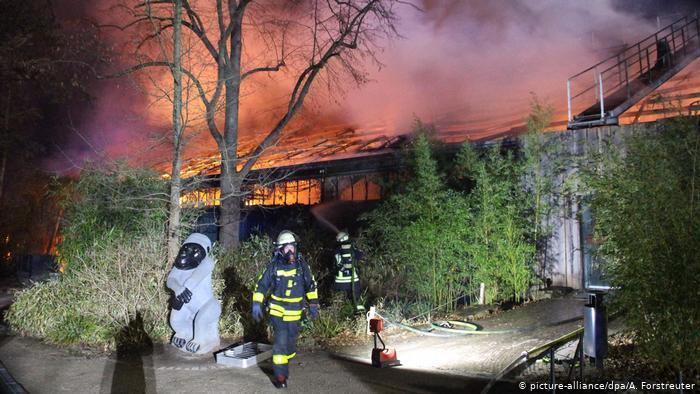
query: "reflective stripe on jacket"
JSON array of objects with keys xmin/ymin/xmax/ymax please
[
  {"xmin": 252, "ymin": 252, "xmax": 318, "ymax": 321},
  {"xmin": 334, "ymin": 244, "xmax": 360, "ymax": 284}
]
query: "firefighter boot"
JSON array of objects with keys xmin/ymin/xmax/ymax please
[{"xmin": 274, "ymin": 374, "xmax": 288, "ymax": 389}]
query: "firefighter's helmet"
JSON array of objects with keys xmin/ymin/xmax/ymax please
[
  {"xmin": 276, "ymin": 230, "xmax": 297, "ymax": 246},
  {"xmin": 336, "ymin": 231, "xmax": 349, "ymax": 243}
]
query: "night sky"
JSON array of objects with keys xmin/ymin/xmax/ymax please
[{"xmin": 1, "ymin": 0, "xmax": 697, "ymax": 208}]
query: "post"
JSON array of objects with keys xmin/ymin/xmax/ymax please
[
  {"xmin": 637, "ymin": 42, "xmax": 643, "ymax": 77},
  {"xmin": 598, "ymin": 71, "xmax": 605, "ymax": 120},
  {"xmin": 670, "ymin": 25, "xmax": 677, "ymax": 56},
  {"xmin": 616, "ymin": 54, "xmax": 622, "ymax": 90},
  {"xmin": 646, "ymin": 47, "xmax": 651, "ymax": 81},
  {"xmin": 681, "ymin": 24, "xmax": 686, "ymax": 57},
  {"xmin": 579, "ymin": 333, "xmax": 584, "ymax": 380},
  {"xmin": 550, "ymin": 347, "xmax": 556, "ymax": 393},
  {"xmin": 593, "ymin": 68, "xmax": 598, "ymax": 102},
  {"xmin": 624, "ymin": 57, "xmax": 630, "ymax": 99},
  {"xmin": 567, "ymin": 80, "xmax": 572, "ymax": 122},
  {"xmin": 479, "ymin": 283, "xmax": 485, "ymax": 305}
]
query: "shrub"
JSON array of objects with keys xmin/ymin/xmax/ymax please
[
  {"xmin": 213, "ymin": 234, "xmax": 275, "ymax": 338},
  {"xmin": 359, "ymin": 107, "xmax": 554, "ymax": 309},
  {"xmin": 455, "ymin": 142, "xmax": 535, "ymax": 303},
  {"xmin": 583, "ymin": 118, "xmax": 700, "ymax": 376},
  {"xmin": 360, "ymin": 123, "xmax": 472, "ymax": 310},
  {"xmin": 302, "ymin": 292, "xmax": 366, "ymax": 346},
  {"xmin": 55, "ymin": 164, "xmax": 169, "ymax": 265},
  {"xmin": 6, "ymin": 164, "xmax": 199, "ymax": 349},
  {"xmin": 7, "ymin": 222, "xmax": 171, "ymax": 349}
]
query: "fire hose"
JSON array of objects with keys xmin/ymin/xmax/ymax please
[
  {"xmin": 372, "ymin": 312, "xmax": 519, "ymax": 337},
  {"xmin": 376, "ymin": 314, "xmax": 583, "ymax": 337}
]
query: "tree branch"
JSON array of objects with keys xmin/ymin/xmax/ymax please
[
  {"xmin": 98, "ymin": 60, "xmax": 223, "ymax": 144},
  {"xmin": 133, "ymin": 1, "xmax": 221, "ymax": 61},
  {"xmin": 239, "ymin": 1, "xmax": 381, "ymax": 177},
  {"xmin": 240, "ymin": 61, "xmax": 286, "ymax": 80}
]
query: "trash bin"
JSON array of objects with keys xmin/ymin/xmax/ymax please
[{"xmin": 583, "ymin": 292, "xmax": 607, "ymax": 367}]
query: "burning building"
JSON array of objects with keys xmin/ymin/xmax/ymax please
[{"xmin": 172, "ymin": 12, "xmax": 700, "ymax": 290}]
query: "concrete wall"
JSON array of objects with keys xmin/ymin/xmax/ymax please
[{"xmin": 539, "ymin": 122, "xmax": 656, "ymax": 289}]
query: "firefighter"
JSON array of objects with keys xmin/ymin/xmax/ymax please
[
  {"xmin": 252, "ymin": 230, "xmax": 319, "ymax": 389},
  {"xmin": 333, "ymin": 231, "xmax": 364, "ymax": 313}
]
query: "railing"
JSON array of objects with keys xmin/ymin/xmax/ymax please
[
  {"xmin": 568, "ymin": 14, "xmax": 700, "ymax": 127},
  {"xmin": 481, "ymin": 327, "xmax": 585, "ymax": 394}
]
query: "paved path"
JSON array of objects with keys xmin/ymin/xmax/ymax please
[
  {"xmin": 0, "ymin": 336, "xmax": 520, "ymax": 393},
  {"xmin": 0, "ymin": 296, "xmax": 587, "ymax": 393},
  {"xmin": 337, "ymin": 297, "xmax": 588, "ymax": 376}
]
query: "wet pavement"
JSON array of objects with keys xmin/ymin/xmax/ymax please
[
  {"xmin": 0, "ymin": 336, "xmax": 522, "ymax": 393},
  {"xmin": 338, "ymin": 296, "xmax": 589, "ymax": 377},
  {"xmin": 0, "ymin": 292, "xmax": 592, "ymax": 393}
]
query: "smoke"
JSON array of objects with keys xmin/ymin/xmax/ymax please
[
  {"xmin": 41, "ymin": 0, "xmax": 165, "ymax": 174},
  {"xmin": 334, "ymin": 0, "xmax": 660, "ymax": 139},
  {"xmin": 47, "ymin": 0, "xmax": 695, "ymax": 172},
  {"xmin": 310, "ymin": 203, "xmax": 341, "ymax": 234}
]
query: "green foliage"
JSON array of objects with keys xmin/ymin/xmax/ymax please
[
  {"xmin": 213, "ymin": 234, "xmax": 275, "ymax": 338},
  {"xmin": 521, "ymin": 98, "xmax": 561, "ymax": 256},
  {"xmin": 361, "ymin": 122, "xmax": 472, "ymax": 310},
  {"xmin": 583, "ymin": 118, "xmax": 700, "ymax": 374},
  {"xmin": 56, "ymin": 164, "xmax": 169, "ymax": 267},
  {"xmin": 215, "ymin": 234, "xmax": 275, "ymax": 292},
  {"xmin": 458, "ymin": 143, "xmax": 535, "ymax": 303},
  {"xmin": 6, "ymin": 164, "xmax": 185, "ymax": 350},
  {"xmin": 360, "ymin": 107, "xmax": 555, "ymax": 310},
  {"xmin": 7, "ymin": 225, "xmax": 170, "ymax": 349},
  {"xmin": 302, "ymin": 293, "xmax": 366, "ymax": 343}
]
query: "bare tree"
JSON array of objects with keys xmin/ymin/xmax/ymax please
[
  {"xmin": 119, "ymin": 0, "xmax": 189, "ymax": 261},
  {"xmin": 112, "ymin": 0, "xmax": 401, "ymax": 248},
  {"xmin": 167, "ymin": 0, "xmax": 185, "ymax": 261}
]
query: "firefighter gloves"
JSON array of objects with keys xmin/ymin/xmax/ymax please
[
  {"xmin": 252, "ymin": 302, "xmax": 263, "ymax": 322},
  {"xmin": 309, "ymin": 304, "xmax": 320, "ymax": 319}
]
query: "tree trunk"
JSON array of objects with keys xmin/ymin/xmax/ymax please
[
  {"xmin": 218, "ymin": 3, "xmax": 245, "ymax": 249},
  {"xmin": 219, "ymin": 162, "xmax": 241, "ymax": 248},
  {"xmin": 167, "ymin": 156, "xmax": 182, "ymax": 262},
  {"xmin": 0, "ymin": 148, "xmax": 6, "ymax": 207},
  {"xmin": 0, "ymin": 88, "xmax": 10, "ymax": 207},
  {"xmin": 167, "ymin": 0, "xmax": 184, "ymax": 263}
]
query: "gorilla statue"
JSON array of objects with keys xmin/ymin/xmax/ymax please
[{"xmin": 166, "ymin": 233, "xmax": 221, "ymax": 354}]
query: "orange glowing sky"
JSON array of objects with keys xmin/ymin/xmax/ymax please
[{"xmin": 48, "ymin": 1, "xmax": 700, "ymax": 176}]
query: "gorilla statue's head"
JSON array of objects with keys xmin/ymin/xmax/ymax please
[{"xmin": 174, "ymin": 233, "xmax": 212, "ymax": 270}]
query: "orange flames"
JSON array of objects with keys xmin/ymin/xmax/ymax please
[
  {"xmin": 619, "ymin": 57, "xmax": 700, "ymax": 124},
  {"xmin": 180, "ymin": 174, "xmax": 383, "ymax": 208},
  {"xmin": 108, "ymin": 1, "xmax": 699, "ymax": 190}
]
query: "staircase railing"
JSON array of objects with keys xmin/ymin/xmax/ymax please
[{"xmin": 567, "ymin": 14, "xmax": 700, "ymax": 127}]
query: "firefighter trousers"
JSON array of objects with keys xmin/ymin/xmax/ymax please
[{"xmin": 270, "ymin": 316, "xmax": 300, "ymax": 378}]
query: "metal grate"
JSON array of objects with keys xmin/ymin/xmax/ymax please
[{"xmin": 215, "ymin": 342, "xmax": 273, "ymax": 368}]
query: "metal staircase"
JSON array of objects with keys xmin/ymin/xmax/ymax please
[{"xmin": 567, "ymin": 14, "xmax": 700, "ymax": 129}]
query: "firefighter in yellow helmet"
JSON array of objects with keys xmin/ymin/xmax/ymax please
[
  {"xmin": 252, "ymin": 230, "xmax": 319, "ymax": 389},
  {"xmin": 333, "ymin": 231, "xmax": 364, "ymax": 313}
]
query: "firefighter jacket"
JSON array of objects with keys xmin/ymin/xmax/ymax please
[
  {"xmin": 334, "ymin": 243, "xmax": 361, "ymax": 285},
  {"xmin": 252, "ymin": 251, "xmax": 318, "ymax": 322}
]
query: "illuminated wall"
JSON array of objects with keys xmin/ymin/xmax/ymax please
[
  {"xmin": 180, "ymin": 188, "xmax": 221, "ymax": 208},
  {"xmin": 181, "ymin": 174, "xmax": 384, "ymax": 208}
]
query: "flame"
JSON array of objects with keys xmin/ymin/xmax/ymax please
[
  {"xmin": 78, "ymin": 1, "xmax": 700, "ymax": 182},
  {"xmin": 180, "ymin": 175, "xmax": 382, "ymax": 207},
  {"xmin": 172, "ymin": 56, "xmax": 700, "ymax": 205},
  {"xmin": 180, "ymin": 188, "xmax": 221, "ymax": 208},
  {"xmin": 619, "ymin": 57, "xmax": 700, "ymax": 124},
  {"xmin": 86, "ymin": 0, "xmax": 660, "ymax": 176}
]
